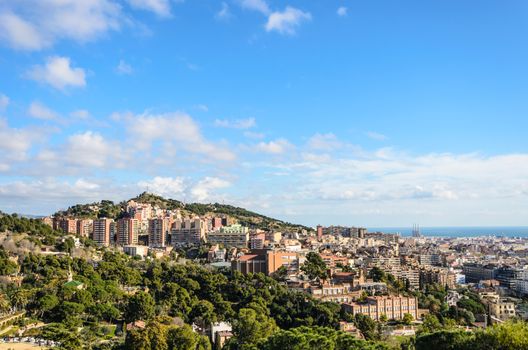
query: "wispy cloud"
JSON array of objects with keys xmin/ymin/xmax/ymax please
[
  {"xmin": 0, "ymin": 0, "xmax": 121, "ymax": 51},
  {"xmin": 307, "ymin": 133, "xmax": 343, "ymax": 151},
  {"xmin": 236, "ymin": 0, "xmax": 310, "ymax": 35},
  {"xmin": 216, "ymin": 2, "xmax": 233, "ymax": 21},
  {"xmin": 237, "ymin": 0, "xmax": 270, "ymax": 15},
  {"xmin": 265, "ymin": 6, "xmax": 312, "ymax": 35},
  {"xmin": 337, "ymin": 7, "xmax": 348, "ymax": 17},
  {"xmin": 366, "ymin": 131, "xmax": 388, "ymax": 141},
  {"xmin": 127, "ymin": 0, "xmax": 172, "ymax": 18},
  {"xmin": 28, "ymin": 101, "xmax": 59, "ymax": 120},
  {"xmin": 0, "ymin": 94, "xmax": 9, "ymax": 111},
  {"xmin": 116, "ymin": 60, "xmax": 134, "ymax": 75},
  {"xmin": 215, "ymin": 117, "xmax": 256, "ymax": 129},
  {"xmin": 255, "ymin": 138, "xmax": 293, "ymax": 154}
]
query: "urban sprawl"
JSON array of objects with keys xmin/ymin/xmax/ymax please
[{"xmin": 37, "ymin": 197, "xmax": 528, "ymax": 345}]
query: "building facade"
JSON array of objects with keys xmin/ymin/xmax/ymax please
[
  {"xmin": 117, "ymin": 218, "xmax": 139, "ymax": 246},
  {"xmin": 342, "ymin": 296, "xmax": 418, "ymax": 321},
  {"xmin": 93, "ymin": 218, "xmax": 114, "ymax": 246}
]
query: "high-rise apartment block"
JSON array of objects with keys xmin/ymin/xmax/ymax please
[
  {"xmin": 117, "ymin": 218, "xmax": 140, "ymax": 245},
  {"xmin": 171, "ymin": 218, "xmax": 206, "ymax": 245},
  {"xmin": 93, "ymin": 218, "xmax": 114, "ymax": 246},
  {"xmin": 148, "ymin": 218, "xmax": 170, "ymax": 247},
  {"xmin": 59, "ymin": 219, "xmax": 78, "ymax": 234},
  {"xmin": 76, "ymin": 219, "xmax": 93, "ymax": 237}
]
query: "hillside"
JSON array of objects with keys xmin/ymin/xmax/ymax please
[{"xmin": 54, "ymin": 192, "xmax": 311, "ymax": 232}]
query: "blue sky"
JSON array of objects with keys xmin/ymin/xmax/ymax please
[{"xmin": 1, "ymin": 0, "xmax": 528, "ymax": 227}]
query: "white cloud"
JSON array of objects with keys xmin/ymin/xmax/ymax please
[
  {"xmin": 124, "ymin": 112, "xmax": 236, "ymax": 161},
  {"xmin": 128, "ymin": 0, "xmax": 172, "ymax": 17},
  {"xmin": 137, "ymin": 176, "xmax": 186, "ymax": 198},
  {"xmin": 265, "ymin": 6, "xmax": 311, "ymax": 35},
  {"xmin": 0, "ymin": 12, "xmax": 46, "ymax": 50},
  {"xmin": 0, "ymin": 0, "xmax": 121, "ymax": 51},
  {"xmin": 137, "ymin": 176, "xmax": 230, "ymax": 202},
  {"xmin": 64, "ymin": 131, "xmax": 115, "ymax": 168},
  {"xmin": 255, "ymin": 138, "xmax": 293, "ymax": 154},
  {"xmin": 28, "ymin": 101, "xmax": 59, "ymax": 120},
  {"xmin": 191, "ymin": 177, "xmax": 231, "ymax": 202},
  {"xmin": 0, "ymin": 118, "xmax": 43, "ymax": 171},
  {"xmin": 216, "ymin": 2, "xmax": 232, "ymax": 21},
  {"xmin": 337, "ymin": 6, "xmax": 347, "ymax": 17},
  {"xmin": 307, "ymin": 133, "xmax": 342, "ymax": 151},
  {"xmin": 0, "ymin": 94, "xmax": 9, "ymax": 111},
  {"xmin": 366, "ymin": 131, "xmax": 387, "ymax": 141},
  {"xmin": 27, "ymin": 56, "xmax": 86, "ymax": 90},
  {"xmin": 116, "ymin": 60, "xmax": 134, "ymax": 75},
  {"xmin": 215, "ymin": 117, "xmax": 256, "ymax": 129},
  {"xmin": 238, "ymin": 0, "xmax": 270, "ymax": 15}
]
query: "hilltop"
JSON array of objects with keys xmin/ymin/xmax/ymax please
[{"xmin": 54, "ymin": 192, "xmax": 311, "ymax": 232}]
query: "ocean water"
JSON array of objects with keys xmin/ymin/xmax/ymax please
[{"xmin": 367, "ymin": 226, "xmax": 528, "ymax": 238}]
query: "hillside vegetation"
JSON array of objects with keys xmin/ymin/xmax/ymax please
[{"xmin": 54, "ymin": 192, "xmax": 311, "ymax": 232}]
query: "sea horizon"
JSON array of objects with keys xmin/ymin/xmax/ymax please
[{"xmin": 368, "ymin": 226, "xmax": 528, "ymax": 238}]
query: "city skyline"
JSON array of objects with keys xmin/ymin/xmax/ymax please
[{"xmin": 1, "ymin": 0, "xmax": 528, "ymax": 226}]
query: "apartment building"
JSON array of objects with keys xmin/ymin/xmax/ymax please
[
  {"xmin": 148, "ymin": 218, "xmax": 170, "ymax": 247},
  {"xmin": 207, "ymin": 224, "xmax": 249, "ymax": 249},
  {"xmin": 419, "ymin": 267, "xmax": 457, "ymax": 289},
  {"xmin": 93, "ymin": 218, "xmax": 114, "ymax": 246},
  {"xmin": 342, "ymin": 295, "xmax": 418, "ymax": 321},
  {"xmin": 171, "ymin": 218, "xmax": 206, "ymax": 245},
  {"xmin": 487, "ymin": 298, "xmax": 516, "ymax": 321},
  {"xmin": 249, "ymin": 233, "xmax": 266, "ymax": 249},
  {"xmin": 76, "ymin": 219, "xmax": 93, "ymax": 237},
  {"xmin": 59, "ymin": 219, "xmax": 77, "ymax": 234},
  {"xmin": 320, "ymin": 254, "xmax": 349, "ymax": 268},
  {"xmin": 117, "ymin": 218, "xmax": 140, "ymax": 246},
  {"xmin": 462, "ymin": 263, "xmax": 497, "ymax": 283}
]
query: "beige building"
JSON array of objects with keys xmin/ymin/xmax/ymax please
[
  {"xmin": 76, "ymin": 219, "xmax": 93, "ymax": 237},
  {"xmin": 343, "ymin": 295, "xmax": 418, "ymax": 322},
  {"xmin": 419, "ymin": 267, "xmax": 457, "ymax": 289},
  {"xmin": 148, "ymin": 218, "xmax": 170, "ymax": 247},
  {"xmin": 207, "ymin": 224, "xmax": 249, "ymax": 249},
  {"xmin": 171, "ymin": 218, "xmax": 206, "ymax": 245},
  {"xmin": 117, "ymin": 218, "xmax": 139, "ymax": 245},
  {"xmin": 486, "ymin": 298, "xmax": 516, "ymax": 322}
]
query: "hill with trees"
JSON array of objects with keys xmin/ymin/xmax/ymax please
[{"xmin": 53, "ymin": 192, "xmax": 311, "ymax": 232}]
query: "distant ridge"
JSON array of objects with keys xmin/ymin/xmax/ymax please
[{"xmin": 53, "ymin": 192, "xmax": 311, "ymax": 232}]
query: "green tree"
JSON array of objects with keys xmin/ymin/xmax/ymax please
[
  {"xmin": 190, "ymin": 300, "xmax": 216, "ymax": 330},
  {"xmin": 420, "ymin": 314, "xmax": 442, "ymax": 333},
  {"xmin": 301, "ymin": 252, "xmax": 328, "ymax": 282},
  {"xmin": 37, "ymin": 293, "xmax": 59, "ymax": 318},
  {"xmin": 168, "ymin": 324, "xmax": 211, "ymax": 350},
  {"xmin": 402, "ymin": 313, "xmax": 414, "ymax": 325},
  {"xmin": 233, "ymin": 308, "xmax": 278, "ymax": 348},
  {"xmin": 354, "ymin": 314, "xmax": 379, "ymax": 341},
  {"xmin": 125, "ymin": 291, "xmax": 156, "ymax": 323}
]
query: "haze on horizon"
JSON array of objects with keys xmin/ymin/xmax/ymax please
[{"xmin": 0, "ymin": 0, "xmax": 527, "ymax": 227}]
